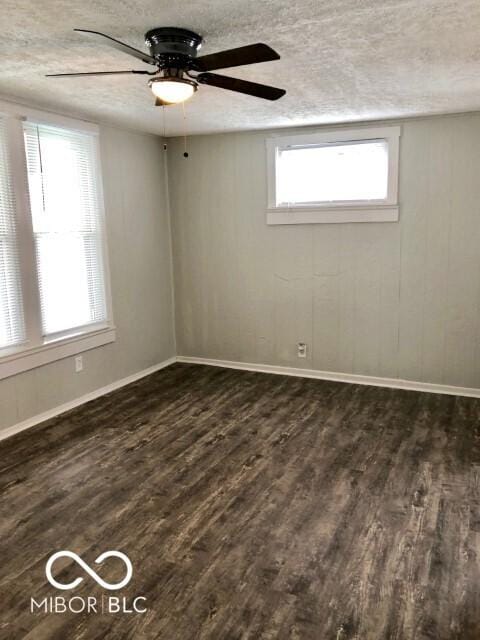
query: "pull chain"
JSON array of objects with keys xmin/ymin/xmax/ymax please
[
  {"xmin": 162, "ymin": 106, "xmax": 167, "ymax": 150},
  {"xmin": 182, "ymin": 101, "xmax": 189, "ymax": 158}
]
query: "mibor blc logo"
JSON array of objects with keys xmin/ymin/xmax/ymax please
[
  {"xmin": 30, "ymin": 550, "xmax": 147, "ymax": 615},
  {"xmin": 46, "ymin": 550, "xmax": 132, "ymax": 590}
]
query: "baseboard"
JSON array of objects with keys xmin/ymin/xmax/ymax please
[
  {"xmin": 3, "ymin": 354, "xmax": 478, "ymax": 444},
  {"xmin": 176, "ymin": 355, "xmax": 480, "ymax": 399},
  {"xmin": 0, "ymin": 356, "xmax": 177, "ymax": 443}
]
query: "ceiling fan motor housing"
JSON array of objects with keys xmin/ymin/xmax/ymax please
[{"xmin": 145, "ymin": 27, "xmax": 203, "ymax": 65}]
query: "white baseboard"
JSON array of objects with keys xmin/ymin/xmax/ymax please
[
  {"xmin": 3, "ymin": 354, "xmax": 479, "ymax": 444},
  {"xmin": 176, "ymin": 355, "xmax": 480, "ymax": 399},
  {"xmin": 0, "ymin": 356, "xmax": 176, "ymax": 443}
]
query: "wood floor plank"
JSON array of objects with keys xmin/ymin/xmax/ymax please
[{"xmin": 1, "ymin": 363, "xmax": 480, "ymax": 639}]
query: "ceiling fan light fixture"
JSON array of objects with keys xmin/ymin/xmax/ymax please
[{"xmin": 149, "ymin": 77, "xmax": 197, "ymax": 104}]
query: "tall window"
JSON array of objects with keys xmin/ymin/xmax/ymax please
[
  {"xmin": 0, "ymin": 116, "xmax": 25, "ymax": 349},
  {"xmin": 24, "ymin": 123, "xmax": 107, "ymax": 337},
  {"xmin": 0, "ymin": 106, "xmax": 113, "ymax": 380}
]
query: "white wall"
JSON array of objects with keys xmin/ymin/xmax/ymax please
[
  {"xmin": 2, "ymin": 111, "xmax": 479, "ymax": 434},
  {"xmin": 0, "ymin": 125, "xmax": 176, "ymax": 432},
  {"xmin": 168, "ymin": 113, "xmax": 480, "ymax": 389}
]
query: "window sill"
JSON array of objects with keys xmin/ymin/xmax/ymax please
[
  {"xmin": 266, "ymin": 205, "xmax": 399, "ymax": 225},
  {"xmin": 0, "ymin": 326, "xmax": 116, "ymax": 380}
]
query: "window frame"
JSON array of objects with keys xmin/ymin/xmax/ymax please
[
  {"xmin": 0, "ymin": 100, "xmax": 115, "ymax": 380},
  {"xmin": 266, "ymin": 125, "xmax": 401, "ymax": 225}
]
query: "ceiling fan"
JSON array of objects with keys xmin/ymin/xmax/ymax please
[{"xmin": 46, "ymin": 27, "xmax": 286, "ymax": 105}]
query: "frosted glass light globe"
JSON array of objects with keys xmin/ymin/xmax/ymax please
[{"xmin": 150, "ymin": 78, "xmax": 196, "ymax": 104}]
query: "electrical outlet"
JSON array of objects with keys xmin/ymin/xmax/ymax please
[
  {"xmin": 297, "ymin": 342, "xmax": 307, "ymax": 358},
  {"xmin": 74, "ymin": 355, "xmax": 83, "ymax": 373}
]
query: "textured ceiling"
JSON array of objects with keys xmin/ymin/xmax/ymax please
[{"xmin": 1, "ymin": 0, "xmax": 480, "ymax": 136}]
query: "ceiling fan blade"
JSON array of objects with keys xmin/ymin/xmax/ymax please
[
  {"xmin": 74, "ymin": 29, "xmax": 157, "ymax": 65},
  {"xmin": 154, "ymin": 98, "xmax": 169, "ymax": 107},
  {"xmin": 193, "ymin": 43, "xmax": 280, "ymax": 72},
  {"xmin": 46, "ymin": 70, "xmax": 154, "ymax": 77},
  {"xmin": 197, "ymin": 72, "xmax": 286, "ymax": 101}
]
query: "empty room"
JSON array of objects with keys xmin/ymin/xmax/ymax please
[{"xmin": 1, "ymin": 1, "xmax": 480, "ymax": 638}]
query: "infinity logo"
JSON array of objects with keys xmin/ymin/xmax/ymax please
[{"xmin": 46, "ymin": 551, "xmax": 132, "ymax": 591}]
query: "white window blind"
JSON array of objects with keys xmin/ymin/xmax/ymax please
[
  {"xmin": 23, "ymin": 122, "xmax": 107, "ymax": 337},
  {"xmin": 0, "ymin": 116, "xmax": 25, "ymax": 349}
]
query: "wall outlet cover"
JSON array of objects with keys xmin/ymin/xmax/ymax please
[{"xmin": 297, "ymin": 342, "xmax": 307, "ymax": 358}]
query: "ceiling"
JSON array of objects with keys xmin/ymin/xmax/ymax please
[{"xmin": 1, "ymin": 0, "xmax": 480, "ymax": 136}]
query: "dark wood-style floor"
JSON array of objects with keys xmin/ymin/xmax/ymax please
[{"xmin": 1, "ymin": 363, "xmax": 480, "ymax": 639}]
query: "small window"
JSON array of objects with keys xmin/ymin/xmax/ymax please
[{"xmin": 266, "ymin": 126, "xmax": 400, "ymax": 225}]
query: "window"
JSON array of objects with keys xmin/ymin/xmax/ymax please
[
  {"xmin": 0, "ymin": 103, "xmax": 114, "ymax": 380},
  {"xmin": 266, "ymin": 126, "xmax": 400, "ymax": 225},
  {"xmin": 24, "ymin": 123, "xmax": 107, "ymax": 337},
  {"xmin": 0, "ymin": 116, "xmax": 26, "ymax": 349}
]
